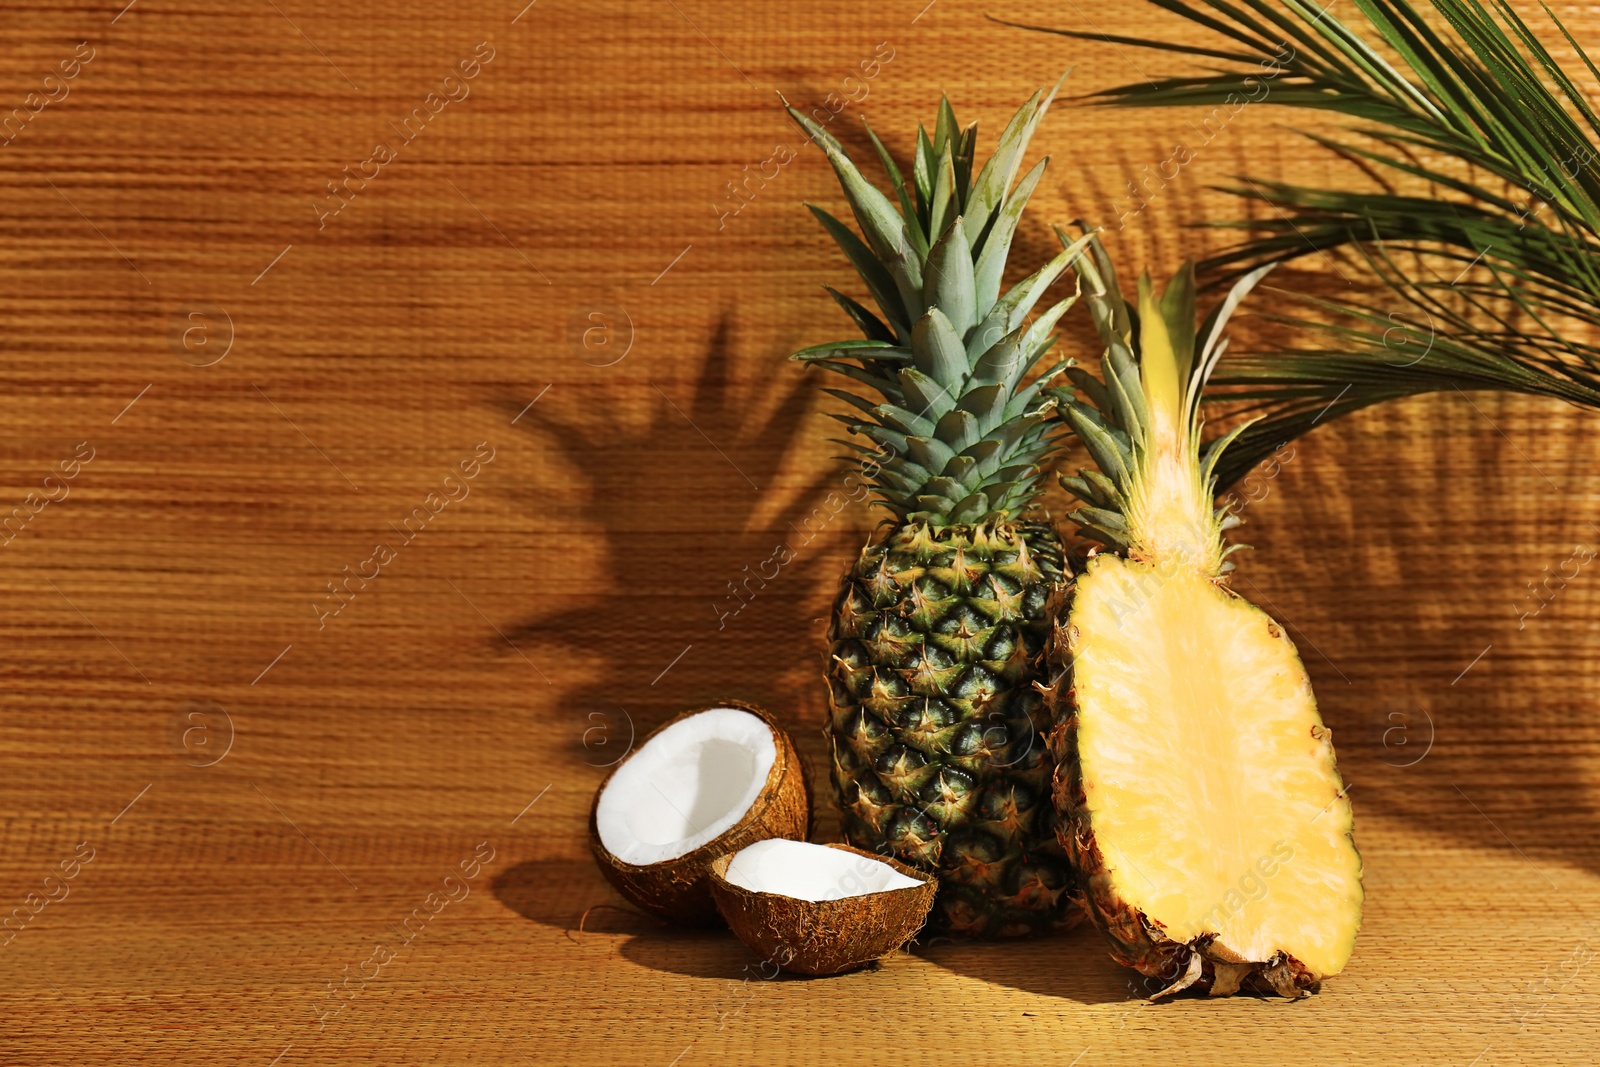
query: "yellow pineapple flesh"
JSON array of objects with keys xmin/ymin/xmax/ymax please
[
  {"xmin": 1068, "ymin": 555, "xmax": 1360, "ymax": 986},
  {"xmin": 1047, "ymin": 237, "xmax": 1362, "ymax": 997}
]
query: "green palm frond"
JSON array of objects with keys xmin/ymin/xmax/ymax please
[{"xmin": 1013, "ymin": 0, "xmax": 1600, "ymax": 482}]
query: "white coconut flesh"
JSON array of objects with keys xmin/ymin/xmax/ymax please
[
  {"xmin": 722, "ymin": 839, "xmax": 921, "ymax": 902},
  {"xmin": 595, "ymin": 707, "xmax": 778, "ymax": 867}
]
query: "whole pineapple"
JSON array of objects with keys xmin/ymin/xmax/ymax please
[
  {"xmin": 1044, "ymin": 236, "xmax": 1363, "ymax": 997},
  {"xmin": 788, "ymin": 86, "xmax": 1083, "ymax": 936}
]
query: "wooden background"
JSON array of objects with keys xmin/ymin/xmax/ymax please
[{"xmin": 1, "ymin": 1, "xmax": 1596, "ymax": 1063}]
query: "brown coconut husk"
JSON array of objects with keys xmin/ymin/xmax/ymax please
[
  {"xmin": 708, "ymin": 843, "xmax": 936, "ymax": 976},
  {"xmin": 588, "ymin": 699, "xmax": 809, "ymax": 925}
]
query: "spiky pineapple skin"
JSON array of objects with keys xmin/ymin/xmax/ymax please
[
  {"xmin": 1041, "ymin": 575, "xmax": 1322, "ymax": 998},
  {"xmin": 826, "ymin": 519, "xmax": 1073, "ymax": 938}
]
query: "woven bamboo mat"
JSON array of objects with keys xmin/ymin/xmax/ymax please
[{"xmin": 0, "ymin": 2, "xmax": 1596, "ymax": 1063}]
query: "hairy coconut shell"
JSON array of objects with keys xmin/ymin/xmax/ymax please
[
  {"xmin": 708, "ymin": 843, "xmax": 936, "ymax": 976},
  {"xmin": 589, "ymin": 699, "xmax": 810, "ymax": 925}
]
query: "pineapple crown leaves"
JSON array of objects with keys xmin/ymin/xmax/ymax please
[
  {"xmin": 786, "ymin": 77, "xmax": 1089, "ymax": 527},
  {"xmin": 1049, "ymin": 231, "xmax": 1273, "ymax": 574}
]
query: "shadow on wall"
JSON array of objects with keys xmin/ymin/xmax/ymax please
[
  {"xmin": 1207, "ymin": 366, "xmax": 1600, "ymax": 881},
  {"xmin": 499, "ymin": 310, "xmax": 864, "ymax": 825}
]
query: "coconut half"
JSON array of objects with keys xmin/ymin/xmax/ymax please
[
  {"xmin": 709, "ymin": 841, "xmax": 936, "ymax": 975},
  {"xmin": 589, "ymin": 700, "xmax": 809, "ymax": 923}
]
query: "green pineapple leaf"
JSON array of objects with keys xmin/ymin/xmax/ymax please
[{"xmin": 788, "ymin": 85, "xmax": 1077, "ymax": 526}]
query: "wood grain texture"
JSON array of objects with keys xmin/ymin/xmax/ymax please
[{"xmin": 0, "ymin": 1, "xmax": 1596, "ymax": 1063}]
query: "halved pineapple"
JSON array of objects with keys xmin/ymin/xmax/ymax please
[{"xmin": 1047, "ymin": 237, "xmax": 1362, "ymax": 998}]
